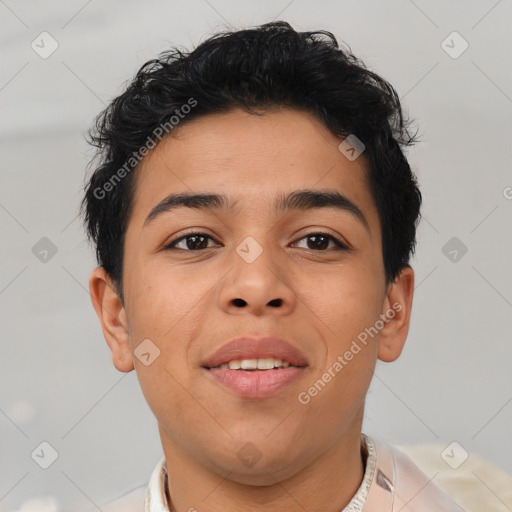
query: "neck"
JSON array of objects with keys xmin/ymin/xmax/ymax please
[{"xmin": 159, "ymin": 423, "xmax": 366, "ymax": 512}]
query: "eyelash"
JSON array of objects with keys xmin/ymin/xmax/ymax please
[{"xmin": 164, "ymin": 232, "xmax": 350, "ymax": 252}]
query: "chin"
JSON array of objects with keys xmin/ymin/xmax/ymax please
[
  {"xmin": 205, "ymin": 442, "xmax": 307, "ymax": 486},
  {"xmin": 219, "ymin": 460, "xmax": 300, "ymax": 487}
]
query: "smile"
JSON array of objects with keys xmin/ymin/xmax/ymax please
[
  {"xmin": 208, "ymin": 357, "xmax": 295, "ymax": 370},
  {"xmin": 205, "ymin": 364, "xmax": 306, "ymax": 399}
]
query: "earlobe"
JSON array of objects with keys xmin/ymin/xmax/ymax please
[
  {"xmin": 89, "ymin": 267, "xmax": 134, "ymax": 372},
  {"xmin": 377, "ymin": 266, "xmax": 415, "ymax": 363}
]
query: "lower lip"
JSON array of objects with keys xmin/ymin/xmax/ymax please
[{"xmin": 206, "ymin": 367, "xmax": 306, "ymax": 399}]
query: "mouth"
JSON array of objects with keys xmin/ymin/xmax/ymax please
[
  {"xmin": 205, "ymin": 356, "xmax": 304, "ymax": 371},
  {"xmin": 204, "ymin": 364, "xmax": 307, "ymax": 399},
  {"xmin": 202, "ymin": 336, "xmax": 309, "ymax": 370},
  {"xmin": 202, "ymin": 336, "xmax": 309, "ymax": 399}
]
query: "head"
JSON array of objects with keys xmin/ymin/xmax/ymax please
[{"xmin": 82, "ymin": 21, "xmax": 421, "ymax": 484}]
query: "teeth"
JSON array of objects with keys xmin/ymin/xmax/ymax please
[
  {"xmin": 214, "ymin": 358, "xmax": 293, "ymax": 370},
  {"xmin": 241, "ymin": 359, "xmax": 258, "ymax": 370},
  {"xmin": 258, "ymin": 358, "xmax": 276, "ymax": 369}
]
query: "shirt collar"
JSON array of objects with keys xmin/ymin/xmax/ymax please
[
  {"xmin": 145, "ymin": 434, "xmax": 379, "ymax": 512},
  {"xmin": 144, "ymin": 454, "xmax": 170, "ymax": 512},
  {"xmin": 341, "ymin": 433, "xmax": 377, "ymax": 511}
]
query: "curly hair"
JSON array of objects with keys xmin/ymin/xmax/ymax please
[{"xmin": 81, "ymin": 20, "xmax": 422, "ymax": 303}]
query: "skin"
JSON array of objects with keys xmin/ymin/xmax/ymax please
[{"xmin": 89, "ymin": 107, "xmax": 414, "ymax": 512}]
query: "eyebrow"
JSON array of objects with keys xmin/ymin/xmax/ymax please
[{"xmin": 143, "ymin": 189, "xmax": 370, "ymax": 232}]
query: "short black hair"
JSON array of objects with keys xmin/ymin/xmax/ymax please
[{"xmin": 81, "ymin": 20, "xmax": 422, "ymax": 303}]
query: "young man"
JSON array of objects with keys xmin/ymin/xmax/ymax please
[{"xmin": 81, "ymin": 21, "xmax": 465, "ymax": 512}]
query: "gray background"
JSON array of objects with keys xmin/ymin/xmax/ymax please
[{"xmin": 1, "ymin": 0, "xmax": 511, "ymax": 510}]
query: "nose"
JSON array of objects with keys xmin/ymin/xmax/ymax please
[
  {"xmin": 231, "ymin": 297, "xmax": 283, "ymax": 308},
  {"xmin": 218, "ymin": 245, "xmax": 297, "ymax": 316}
]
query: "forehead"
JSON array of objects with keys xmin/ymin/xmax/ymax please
[{"xmin": 128, "ymin": 107, "xmax": 378, "ymax": 231}]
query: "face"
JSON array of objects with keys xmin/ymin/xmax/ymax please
[{"xmin": 90, "ymin": 106, "xmax": 414, "ymax": 485}]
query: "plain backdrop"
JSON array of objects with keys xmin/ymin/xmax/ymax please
[{"xmin": 1, "ymin": 0, "xmax": 511, "ymax": 510}]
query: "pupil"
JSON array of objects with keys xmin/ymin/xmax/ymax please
[
  {"xmin": 187, "ymin": 235, "xmax": 208, "ymax": 250},
  {"xmin": 308, "ymin": 235, "xmax": 328, "ymax": 250}
]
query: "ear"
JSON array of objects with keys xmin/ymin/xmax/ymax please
[
  {"xmin": 89, "ymin": 266, "xmax": 134, "ymax": 372},
  {"xmin": 377, "ymin": 266, "xmax": 415, "ymax": 363}
]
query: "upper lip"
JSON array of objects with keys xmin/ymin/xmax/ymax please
[{"xmin": 202, "ymin": 336, "xmax": 309, "ymax": 368}]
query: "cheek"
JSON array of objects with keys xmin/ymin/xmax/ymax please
[
  {"xmin": 300, "ymin": 261, "xmax": 383, "ymax": 411},
  {"xmin": 125, "ymin": 255, "xmax": 207, "ymax": 339},
  {"xmin": 295, "ymin": 348, "xmax": 375, "ymax": 449},
  {"xmin": 124, "ymin": 257, "xmax": 215, "ymax": 402},
  {"xmin": 124, "ymin": 263, "xmax": 206, "ymax": 423},
  {"xmin": 305, "ymin": 262, "xmax": 384, "ymax": 343}
]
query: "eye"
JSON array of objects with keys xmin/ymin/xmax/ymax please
[
  {"xmin": 164, "ymin": 232, "xmax": 220, "ymax": 251},
  {"xmin": 163, "ymin": 232, "xmax": 349, "ymax": 252},
  {"xmin": 292, "ymin": 233, "xmax": 349, "ymax": 251}
]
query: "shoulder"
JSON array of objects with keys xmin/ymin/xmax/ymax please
[
  {"xmin": 101, "ymin": 486, "xmax": 147, "ymax": 512},
  {"xmin": 397, "ymin": 441, "xmax": 512, "ymax": 512},
  {"xmin": 369, "ymin": 436, "xmax": 466, "ymax": 511},
  {"xmin": 100, "ymin": 455, "xmax": 167, "ymax": 512}
]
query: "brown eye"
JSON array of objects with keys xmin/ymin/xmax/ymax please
[
  {"xmin": 165, "ymin": 233, "xmax": 218, "ymax": 251},
  {"xmin": 292, "ymin": 233, "xmax": 348, "ymax": 251}
]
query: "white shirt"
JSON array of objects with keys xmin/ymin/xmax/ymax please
[{"xmin": 144, "ymin": 434, "xmax": 465, "ymax": 511}]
